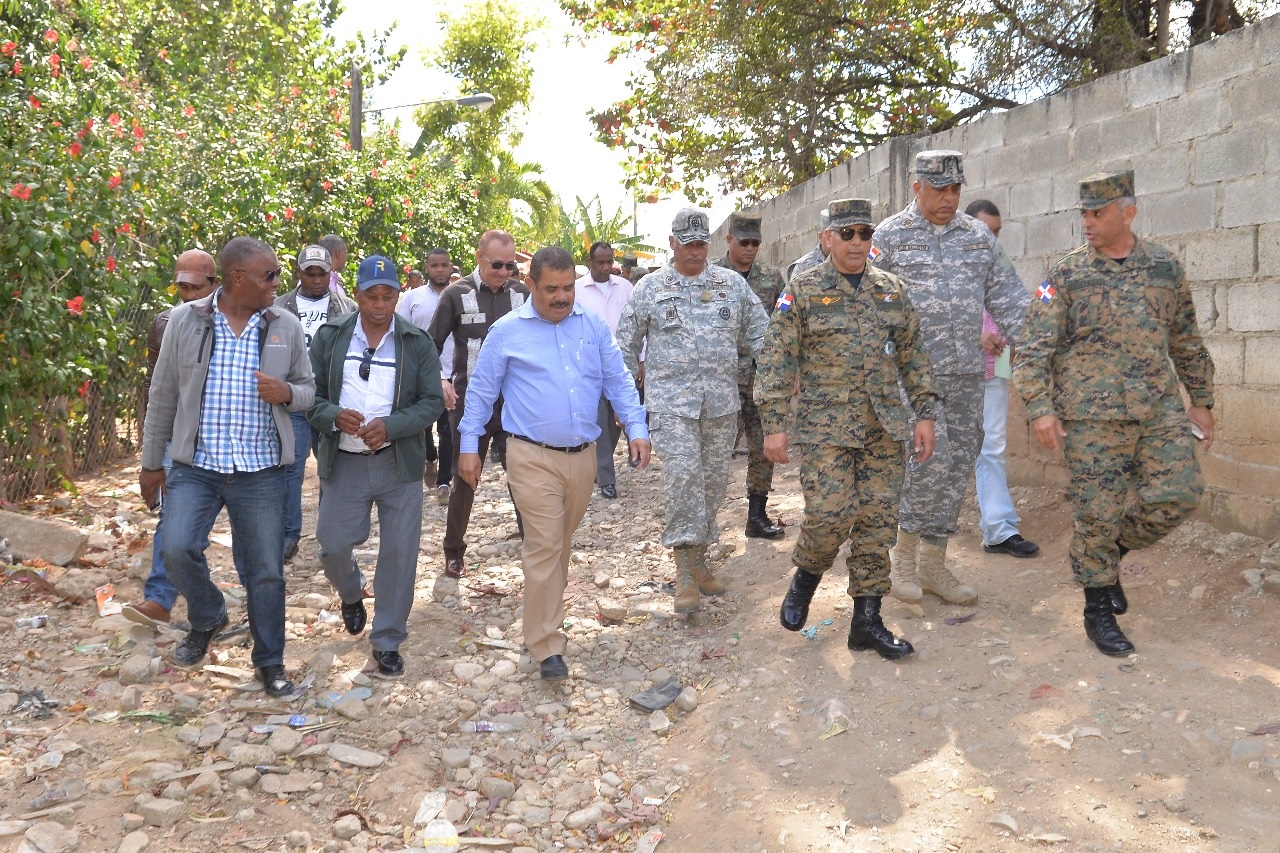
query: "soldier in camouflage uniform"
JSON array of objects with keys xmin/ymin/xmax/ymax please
[
  {"xmin": 786, "ymin": 208, "xmax": 830, "ymax": 282},
  {"xmin": 616, "ymin": 208, "xmax": 769, "ymax": 614},
  {"xmin": 758, "ymin": 199, "xmax": 938, "ymax": 659},
  {"xmin": 1014, "ymin": 170, "xmax": 1215, "ymax": 656},
  {"xmin": 872, "ymin": 150, "xmax": 1031, "ymax": 606},
  {"xmin": 713, "ymin": 212, "xmax": 786, "ymax": 540}
]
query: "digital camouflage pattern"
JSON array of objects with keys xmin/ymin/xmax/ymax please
[
  {"xmin": 754, "ymin": 258, "xmax": 936, "ymax": 592},
  {"xmin": 914, "ymin": 149, "xmax": 966, "ymax": 187},
  {"xmin": 617, "ymin": 262, "xmax": 768, "ymax": 547},
  {"xmin": 898, "ymin": 373, "xmax": 984, "ymax": 536},
  {"xmin": 711, "ymin": 256, "xmax": 786, "ymax": 496},
  {"xmin": 648, "ymin": 411, "xmax": 738, "ymax": 547},
  {"xmin": 872, "ymin": 200, "xmax": 1030, "ymax": 537},
  {"xmin": 786, "ymin": 245, "xmax": 826, "ymax": 283},
  {"xmin": 1014, "ymin": 235, "xmax": 1214, "ymax": 585},
  {"xmin": 1077, "ymin": 169, "xmax": 1135, "ymax": 210}
]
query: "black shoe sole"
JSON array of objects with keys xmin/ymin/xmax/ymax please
[
  {"xmin": 171, "ymin": 616, "xmax": 230, "ymax": 668},
  {"xmin": 848, "ymin": 637, "xmax": 915, "ymax": 660},
  {"xmin": 983, "ymin": 544, "xmax": 1040, "ymax": 557}
]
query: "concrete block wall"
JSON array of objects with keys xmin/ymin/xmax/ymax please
[{"xmin": 713, "ymin": 14, "xmax": 1280, "ymax": 537}]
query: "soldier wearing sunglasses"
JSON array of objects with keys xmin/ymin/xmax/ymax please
[{"xmin": 713, "ymin": 212, "xmax": 786, "ymax": 540}]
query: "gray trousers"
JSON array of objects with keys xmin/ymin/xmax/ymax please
[
  {"xmin": 316, "ymin": 449, "xmax": 423, "ymax": 652},
  {"xmin": 594, "ymin": 397, "xmax": 624, "ymax": 488}
]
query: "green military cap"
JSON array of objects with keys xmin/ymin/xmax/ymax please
[
  {"xmin": 671, "ymin": 207, "xmax": 711, "ymax": 244},
  {"xmin": 826, "ymin": 198, "xmax": 874, "ymax": 229},
  {"xmin": 727, "ymin": 212, "xmax": 763, "ymax": 240},
  {"xmin": 915, "ymin": 149, "xmax": 966, "ymax": 187},
  {"xmin": 1077, "ymin": 170, "xmax": 1135, "ymax": 210}
]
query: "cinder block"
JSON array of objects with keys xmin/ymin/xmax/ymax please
[
  {"xmin": 1256, "ymin": 14, "xmax": 1280, "ymax": 67},
  {"xmin": 962, "ymin": 110, "xmax": 1007, "ymax": 154},
  {"xmin": 997, "ymin": 218, "xmax": 1025, "ymax": 258},
  {"xmin": 1226, "ymin": 65, "xmax": 1280, "ymax": 127},
  {"xmin": 1138, "ymin": 144, "xmax": 1193, "ymax": 195},
  {"xmin": 1226, "ymin": 282, "xmax": 1280, "ymax": 332},
  {"xmin": 986, "ymin": 142, "xmax": 1028, "ymax": 183},
  {"xmin": 1188, "ymin": 24, "xmax": 1259, "ymax": 89},
  {"xmin": 1011, "ymin": 256, "xmax": 1048, "ymax": 289},
  {"xmin": 1026, "ymin": 134, "xmax": 1071, "ymax": 178},
  {"xmin": 1205, "ymin": 334, "xmax": 1244, "ymax": 385},
  {"xmin": 869, "ymin": 139, "xmax": 893, "ymax": 174},
  {"xmin": 1194, "ymin": 126, "xmax": 1265, "ymax": 184},
  {"xmin": 962, "ymin": 153, "xmax": 987, "ymax": 189},
  {"xmin": 1075, "ymin": 71, "xmax": 1128, "ymax": 123},
  {"xmin": 1159, "ymin": 90, "xmax": 1229, "ymax": 145},
  {"xmin": 1010, "ymin": 177, "xmax": 1053, "ymax": 219},
  {"xmin": 1027, "ymin": 210, "xmax": 1079, "ymax": 258},
  {"xmin": 1222, "ymin": 174, "xmax": 1280, "ymax": 229},
  {"xmin": 1185, "ymin": 228, "xmax": 1257, "ymax": 283},
  {"xmin": 1146, "ymin": 185, "xmax": 1218, "ymax": 238},
  {"xmin": 1003, "ymin": 101, "xmax": 1049, "ymax": 145},
  {"xmin": 1244, "ymin": 335, "xmax": 1280, "ymax": 385},
  {"xmin": 1191, "ymin": 282, "xmax": 1221, "ymax": 333},
  {"xmin": 1104, "ymin": 109, "xmax": 1158, "ymax": 153},
  {"xmin": 1044, "ymin": 92, "xmax": 1075, "ymax": 133},
  {"xmin": 1260, "ymin": 222, "xmax": 1280, "ymax": 277},
  {"xmin": 1128, "ymin": 51, "xmax": 1189, "ymax": 108},
  {"xmin": 1208, "ymin": 492, "xmax": 1280, "ymax": 539},
  {"xmin": 1218, "ymin": 388, "xmax": 1280, "ymax": 445},
  {"xmin": 1071, "ymin": 123, "xmax": 1103, "ymax": 164}
]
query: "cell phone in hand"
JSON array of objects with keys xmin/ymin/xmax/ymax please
[{"xmin": 628, "ymin": 451, "xmax": 641, "ymax": 468}]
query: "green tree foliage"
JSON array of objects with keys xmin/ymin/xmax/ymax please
[
  {"xmin": 562, "ymin": 0, "xmax": 1275, "ymax": 204},
  {"xmin": 540, "ymin": 196, "xmax": 656, "ymax": 263}
]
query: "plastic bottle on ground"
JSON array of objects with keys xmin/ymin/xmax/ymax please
[{"xmin": 421, "ymin": 817, "xmax": 459, "ymax": 852}]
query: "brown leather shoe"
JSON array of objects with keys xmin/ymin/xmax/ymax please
[
  {"xmin": 122, "ymin": 600, "xmax": 171, "ymax": 630},
  {"xmin": 444, "ymin": 558, "xmax": 466, "ymax": 579}
]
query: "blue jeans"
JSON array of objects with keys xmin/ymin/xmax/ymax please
[
  {"xmin": 161, "ymin": 462, "xmax": 287, "ymax": 667},
  {"xmin": 283, "ymin": 412, "xmax": 312, "ymax": 543},
  {"xmin": 975, "ymin": 377, "xmax": 1020, "ymax": 546}
]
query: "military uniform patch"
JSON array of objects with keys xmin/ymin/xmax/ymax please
[
  {"xmin": 775, "ymin": 293, "xmax": 793, "ymax": 312},
  {"xmin": 719, "ymin": 306, "xmax": 731, "ymax": 320},
  {"xmin": 1037, "ymin": 281, "xmax": 1056, "ymax": 303}
]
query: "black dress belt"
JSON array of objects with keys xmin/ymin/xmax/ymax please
[
  {"xmin": 340, "ymin": 443, "xmax": 393, "ymax": 456},
  {"xmin": 508, "ymin": 433, "xmax": 590, "ymax": 454}
]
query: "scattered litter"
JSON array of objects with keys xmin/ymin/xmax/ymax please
[
  {"xmin": 1029, "ymin": 684, "xmax": 1062, "ymax": 700},
  {"xmin": 1034, "ymin": 726, "xmax": 1104, "ymax": 749},
  {"xmin": 634, "ymin": 829, "xmax": 664, "ymax": 853},
  {"xmin": 1026, "ymin": 830, "xmax": 1070, "ymax": 843},
  {"xmin": 1250, "ymin": 721, "xmax": 1280, "ymax": 735},
  {"xmin": 965, "ymin": 786, "xmax": 997, "ymax": 803},
  {"xmin": 990, "ymin": 813, "xmax": 1020, "ymax": 833},
  {"xmin": 14, "ymin": 689, "xmax": 59, "ymax": 719},
  {"xmin": 800, "ymin": 618, "xmax": 834, "ymax": 640},
  {"xmin": 95, "ymin": 583, "xmax": 122, "ymax": 616},
  {"xmin": 819, "ymin": 723, "xmax": 846, "ymax": 740},
  {"xmin": 943, "ymin": 612, "xmax": 977, "ymax": 625},
  {"xmin": 629, "ymin": 677, "xmax": 682, "ymax": 712}
]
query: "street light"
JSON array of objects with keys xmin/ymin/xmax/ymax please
[{"xmin": 349, "ymin": 63, "xmax": 496, "ymax": 150}]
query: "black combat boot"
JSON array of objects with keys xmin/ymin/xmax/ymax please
[
  {"xmin": 746, "ymin": 494, "xmax": 785, "ymax": 539},
  {"xmin": 1111, "ymin": 542, "xmax": 1130, "ymax": 614},
  {"xmin": 1083, "ymin": 586, "xmax": 1135, "ymax": 656},
  {"xmin": 848, "ymin": 596, "xmax": 914, "ymax": 659},
  {"xmin": 779, "ymin": 568, "xmax": 821, "ymax": 631}
]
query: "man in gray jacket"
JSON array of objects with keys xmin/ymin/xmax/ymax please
[{"xmin": 140, "ymin": 236, "xmax": 315, "ymax": 697}]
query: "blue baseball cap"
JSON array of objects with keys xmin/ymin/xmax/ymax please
[{"xmin": 356, "ymin": 255, "xmax": 400, "ymax": 291}]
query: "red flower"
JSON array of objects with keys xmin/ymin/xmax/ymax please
[
  {"xmin": 327, "ymin": 87, "xmax": 337, "ymax": 98},
  {"xmin": 79, "ymin": 56, "xmax": 91, "ymax": 70},
  {"xmin": 159, "ymin": 48, "xmax": 168, "ymax": 60},
  {"xmin": 91, "ymin": 227, "xmax": 100, "ymax": 243},
  {"xmin": 399, "ymin": 233, "xmax": 409, "ymax": 243},
  {"xmin": 107, "ymin": 112, "xmax": 121, "ymax": 126},
  {"xmin": 283, "ymin": 207, "xmax": 294, "ymax": 220},
  {"xmin": 44, "ymin": 29, "xmax": 58, "ymax": 43},
  {"xmin": 321, "ymin": 180, "xmax": 332, "ymax": 192},
  {"xmin": 107, "ymin": 174, "xmax": 122, "ymax": 190},
  {"xmin": 9, "ymin": 183, "xmax": 31, "ymax": 201},
  {"xmin": 364, "ymin": 196, "xmax": 373, "ymax": 207},
  {"xmin": 265, "ymin": 212, "xmax": 274, "ymax": 222},
  {"xmin": 183, "ymin": 105, "xmax": 195, "ymax": 117},
  {"xmin": 290, "ymin": 86, "xmax": 301, "ymax": 96},
  {"xmin": 106, "ymin": 256, "xmax": 117, "ymax": 272},
  {"xmin": 117, "ymin": 223, "xmax": 131, "ymax": 234},
  {"xmin": 132, "ymin": 142, "xmax": 143, "ymax": 153},
  {"xmin": 66, "ymin": 295, "xmax": 84, "ymax": 315},
  {"xmin": 370, "ymin": 168, "xmax": 379, "ymax": 178},
  {"xmin": 11, "ymin": 58, "xmax": 22, "ymax": 75},
  {"xmin": 77, "ymin": 379, "xmax": 91, "ymax": 398},
  {"xmin": 1, "ymin": 40, "xmax": 16, "ymax": 55},
  {"xmin": 84, "ymin": 118, "xmax": 94, "ymax": 131},
  {"xmin": 132, "ymin": 124, "xmax": 144, "ymax": 138},
  {"xmin": 28, "ymin": 95, "xmax": 41, "ymax": 109},
  {"xmin": 67, "ymin": 141, "xmax": 81, "ymax": 157},
  {"xmin": 48, "ymin": 53, "xmax": 60, "ymax": 77}
]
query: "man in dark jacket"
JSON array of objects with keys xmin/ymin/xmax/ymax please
[{"xmin": 308, "ymin": 255, "xmax": 444, "ymax": 679}]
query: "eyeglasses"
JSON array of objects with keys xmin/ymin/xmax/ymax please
[
  {"xmin": 735, "ymin": 238, "xmax": 762, "ymax": 248},
  {"xmin": 358, "ymin": 347, "xmax": 375, "ymax": 381},
  {"xmin": 834, "ymin": 227, "xmax": 875, "ymax": 242},
  {"xmin": 236, "ymin": 267, "xmax": 283, "ymax": 283},
  {"xmin": 483, "ymin": 257, "xmax": 519, "ymax": 272}
]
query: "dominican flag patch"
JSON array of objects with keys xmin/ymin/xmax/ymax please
[
  {"xmin": 1036, "ymin": 281, "xmax": 1056, "ymax": 303},
  {"xmin": 775, "ymin": 292, "xmax": 793, "ymax": 312},
  {"xmin": 867, "ymin": 246, "xmax": 882, "ymax": 263}
]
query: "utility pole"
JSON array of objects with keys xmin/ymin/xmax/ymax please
[{"xmin": 349, "ymin": 62, "xmax": 363, "ymax": 152}]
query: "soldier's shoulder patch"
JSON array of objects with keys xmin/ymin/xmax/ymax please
[
  {"xmin": 775, "ymin": 292, "xmax": 793, "ymax": 312},
  {"xmin": 867, "ymin": 246, "xmax": 882, "ymax": 264},
  {"xmin": 1036, "ymin": 281, "xmax": 1057, "ymax": 303}
]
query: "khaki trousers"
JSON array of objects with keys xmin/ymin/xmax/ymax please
[{"xmin": 505, "ymin": 438, "xmax": 596, "ymax": 662}]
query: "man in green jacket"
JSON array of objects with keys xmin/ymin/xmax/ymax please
[{"xmin": 308, "ymin": 255, "xmax": 444, "ymax": 679}]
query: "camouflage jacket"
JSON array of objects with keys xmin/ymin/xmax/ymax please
[
  {"xmin": 616, "ymin": 263, "xmax": 768, "ymax": 419},
  {"xmin": 712, "ymin": 257, "xmax": 785, "ymax": 386},
  {"xmin": 787, "ymin": 245, "xmax": 825, "ymax": 283},
  {"xmin": 872, "ymin": 202, "xmax": 1030, "ymax": 377},
  {"xmin": 1013, "ymin": 238, "xmax": 1215, "ymax": 422},
  {"xmin": 755, "ymin": 259, "xmax": 938, "ymax": 446}
]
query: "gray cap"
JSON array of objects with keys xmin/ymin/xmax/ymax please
[
  {"xmin": 827, "ymin": 199, "xmax": 874, "ymax": 229},
  {"xmin": 727, "ymin": 212, "xmax": 762, "ymax": 240},
  {"xmin": 819, "ymin": 208, "xmax": 830, "ymax": 230},
  {"xmin": 1078, "ymin": 170, "xmax": 1135, "ymax": 210},
  {"xmin": 915, "ymin": 149, "xmax": 966, "ymax": 187},
  {"xmin": 298, "ymin": 244, "xmax": 332, "ymax": 272},
  {"xmin": 671, "ymin": 207, "xmax": 711, "ymax": 244}
]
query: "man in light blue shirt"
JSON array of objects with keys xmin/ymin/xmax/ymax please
[{"xmin": 458, "ymin": 247, "xmax": 651, "ymax": 682}]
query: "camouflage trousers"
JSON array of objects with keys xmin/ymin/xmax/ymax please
[
  {"xmin": 792, "ymin": 422, "xmax": 904, "ymax": 598},
  {"xmin": 738, "ymin": 381, "xmax": 774, "ymax": 496},
  {"xmin": 899, "ymin": 373, "xmax": 984, "ymax": 537},
  {"xmin": 650, "ymin": 411, "xmax": 738, "ymax": 548},
  {"xmin": 1064, "ymin": 414, "xmax": 1203, "ymax": 587}
]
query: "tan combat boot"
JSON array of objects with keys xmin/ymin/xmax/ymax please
[
  {"xmin": 691, "ymin": 544, "xmax": 726, "ymax": 596},
  {"xmin": 672, "ymin": 547, "xmax": 701, "ymax": 613},
  {"xmin": 888, "ymin": 528, "xmax": 923, "ymax": 603},
  {"xmin": 917, "ymin": 538, "xmax": 977, "ymax": 605}
]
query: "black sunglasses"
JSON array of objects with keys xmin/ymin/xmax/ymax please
[
  {"xmin": 236, "ymin": 267, "xmax": 282, "ymax": 283},
  {"xmin": 834, "ymin": 227, "xmax": 875, "ymax": 242},
  {"xmin": 735, "ymin": 238, "xmax": 762, "ymax": 248},
  {"xmin": 358, "ymin": 347, "xmax": 375, "ymax": 381},
  {"xmin": 484, "ymin": 257, "xmax": 519, "ymax": 272}
]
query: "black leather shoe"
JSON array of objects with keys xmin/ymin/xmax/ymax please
[
  {"xmin": 171, "ymin": 614, "xmax": 230, "ymax": 668},
  {"xmin": 1084, "ymin": 586, "xmax": 1135, "ymax": 656},
  {"xmin": 600, "ymin": 484, "xmax": 618, "ymax": 499},
  {"xmin": 848, "ymin": 596, "xmax": 914, "ymax": 660},
  {"xmin": 1108, "ymin": 580, "xmax": 1128, "ymax": 615},
  {"xmin": 540, "ymin": 654, "xmax": 568, "ymax": 681},
  {"xmin": 341, "ymin": 599, "xmax": 367, "ymax": 635},
  {"xmin": 282, "ymin": 539, "xmax": 299, "ymax": 562},
  {"xmin": 983, "ymin": 534, "xmax": 1040, "ymax": 557},
  {"xmin": 257, "ymin": 664, "xmax": 294, "ymax": 698},
  {"xmin": 444, "ymin": 558, "xmax": 466, "ymax": 579},
  {"xmin": 371, "ymin": 649, "xmax": 404, "ymax": 679},
  {"xmin": 779, "ymin": 568, "xmax": 822, "ymax": 631},
  {"xmin": 746, "ymin": 494, "xmax": 785, "ymax": 539}
]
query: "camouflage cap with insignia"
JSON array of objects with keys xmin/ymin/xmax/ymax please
[
  {"xmin": 915, "ymin": 149, "xmax": 966, "ymax": 187},
  {"xmin": 1077, "ymin": 170, "xmax": 1135, "ymax": 210},
  {"xmin": 727, "ymin": 212, "xmax": 763, "ymax": 240},
  {"xmin": 670, "ymin": 207, "xmax": 712, "ymax": 244},
  {"xmin": 826, "ymin": 198, "xmax": 874, "ymax": 229}
]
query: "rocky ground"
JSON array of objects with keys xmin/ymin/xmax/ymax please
[{"xmin": 1, "ymin": 448, "xmax": 1279, "ymax": 853}]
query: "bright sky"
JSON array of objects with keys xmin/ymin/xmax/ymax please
[{"xmin": 330, "ymin": 0, "xmax": 738, "ymax": 255}]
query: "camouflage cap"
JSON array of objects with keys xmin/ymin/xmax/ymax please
[
  {"xmin": 826, "ymin": 198, "xmax": 874, "ymax": 229},
  {"xmin": 1077, "ymin": 170, "xmax": 1135, "ymax": 210},
  {"xmin": 727, "ymin": 212, "xmax": 763, "ymax": 240},
  {"xmin": 670, "ymin": 207, "xmax": 712, "ymax": 244},
  {"xmin": 915, "ymin": 149, "xmax": 966, "ymax": 187}
]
